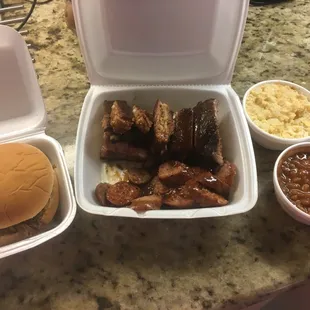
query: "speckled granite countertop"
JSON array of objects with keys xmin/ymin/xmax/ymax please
[{"xmin": 0, "ymin": 1, "xmax": 310, "ymax": 309}]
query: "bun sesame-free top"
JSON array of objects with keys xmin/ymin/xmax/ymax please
[{"xmin": 0, "ymin": 143, "xmax": 54, "ymax": 229}]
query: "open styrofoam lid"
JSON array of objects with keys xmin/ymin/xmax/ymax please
[
  {"xmin": 0, "ymin": 26, "xmax": 46, "ymax": 140},
  {"xmin": 73, "ymin": 0, "xmax": 249, "ymax": 85}
]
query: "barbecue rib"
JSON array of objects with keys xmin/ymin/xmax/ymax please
[
  {"xmin": 193, "ymin": 99, "xmax": 224, "ymax": 167},
  {"xmin": 153, "ymin": 100, "xmax": 174, "ymax": 144},
  {"xmin": 133, "ymin": 105, "xmax": 153, "ymax": 134},
  {"xmin": 101, "ymin": 100, "xmax": 113, "ymax": 132},
  {"xmin": 110, "ymin": 100, "xmax": 133, "ymax": 134},
  {"xmin": 170, "ymin": 108, "xmax": 194, "ymax": 161}
]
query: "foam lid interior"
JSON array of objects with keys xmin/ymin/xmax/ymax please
[
  {"xmin": 73, "ymin": 0, "xmax": 249, "ymax": 85},
  {"xmin": 0, "ymin": 26, "xmax": 46, "ymax": 140}
]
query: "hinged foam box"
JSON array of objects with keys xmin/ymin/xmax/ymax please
[
  {"xmin": 73, "ymin": 0, "xmax": 258, "ymax": 219},
  {"xmin": 0, "ymin": 26, "xmax": 76, "ymax": 258}
]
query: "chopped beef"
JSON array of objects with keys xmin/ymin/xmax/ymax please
[
  {"xmin": 133, "ymin": 105, "xmax": 153, "ymax": 134},
  {"xmin": 95, "ymin": 182, "xmax": 111, "ymax": 206},
  {"xmin": 106, "ymin": 181, "xmax": 141, "ymax": 206},
  {"xmin": 130, "ymin": 195, "xmax": 162, "ymax": 211},
  {"xmin": 100, "ymin": 132, "xmax": 148, "ymax": 162},
  {"xmin": 126, "ymin": 168, "xmax": 152, "ymax": 185},
  {"xmin": 153, "ymin": 100, "xmax": 175, "ymax": 144},
  {"xmin": 110, "ymin": 100, "xmax": 133, "ymax": 134},
  {"xmin": 193, "ymin": 99, "xmax": 224, "ymax": 167},
  {"xmin": 216, "ymin": 161, "xmax": 237, "ymax": 187},
  {"xmin": 170, "ymin": 108, "xmax": 194, "ymax": 161}
]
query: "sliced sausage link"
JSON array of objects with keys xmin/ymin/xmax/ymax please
[
  {"xmin": 106, "ymin": 181, "xmax": 141, "ymax": 206},
  {"xmin": 95, "ymin": 183, "xmax": 111, "ymax": 206}
]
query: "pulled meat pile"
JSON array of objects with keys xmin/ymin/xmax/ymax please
[{"xmin": 95, "ymin": 99, "xmax": 237, "ymax": 211}]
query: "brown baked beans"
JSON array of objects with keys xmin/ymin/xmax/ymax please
[{"xmin": 279, "ymin": 152, "xmax": 310, "ymax": 214}]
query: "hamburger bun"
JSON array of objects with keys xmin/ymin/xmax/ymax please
[
  {"xmin": 0, "ymin": 143, "xmax": 56, "ymax": 229},
  {"xmin": 39, "ymin": 170, "xmax": 60, "ymax": 226}
]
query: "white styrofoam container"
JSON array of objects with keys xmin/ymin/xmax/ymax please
[
  {"xmin": 0, "ymin": 26, "xmax": 76, "ymax": 258},
  {"xmin": 243, "ymin": 80, "xmax": 310, "ymax": 151},
  {"xmin": 73, "ymin": 0, "xmax": 258, "ymax": 219}
]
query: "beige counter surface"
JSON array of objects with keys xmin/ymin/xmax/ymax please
[{"xmin": 0, "ymin": 1, "xmax": 310, "ymax": 309}]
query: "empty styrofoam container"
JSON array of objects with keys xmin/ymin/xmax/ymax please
[
  {"xmin": 0, "ymin": 26, "xmax": 76, "ymax": 259},
  {"xmin": 73, "ymin": 0, "xmax": 258, "ymax": 219}
]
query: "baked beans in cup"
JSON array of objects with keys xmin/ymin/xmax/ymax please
[{"xmin": 274, "ymin": 142, "xmax": 310, "ymax": 225}]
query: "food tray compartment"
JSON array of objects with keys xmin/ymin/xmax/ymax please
[
  {"xmin": 75, "ymin": 85, "xmax": 257, "ymax": 219},
  {"xmin": 0, "ymin": 134, "xmax": 76, "ymax": 259}
]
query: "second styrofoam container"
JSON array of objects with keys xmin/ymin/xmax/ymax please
[
  {"xmin": 73, "ymin": 0, "xmax": 258, "ymax": 219},
  {"xmin": 0, "ymin": 26, "xmax": 76, "ymax": 258}
]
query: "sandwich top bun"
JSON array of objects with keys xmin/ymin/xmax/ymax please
[
  {"xmin": 0, "ymin": 143, "xmax": 54, "ymax": 229},
  {"xmin": 39, "ymin": 170, "xmax": 60, "ymax": 226}
]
